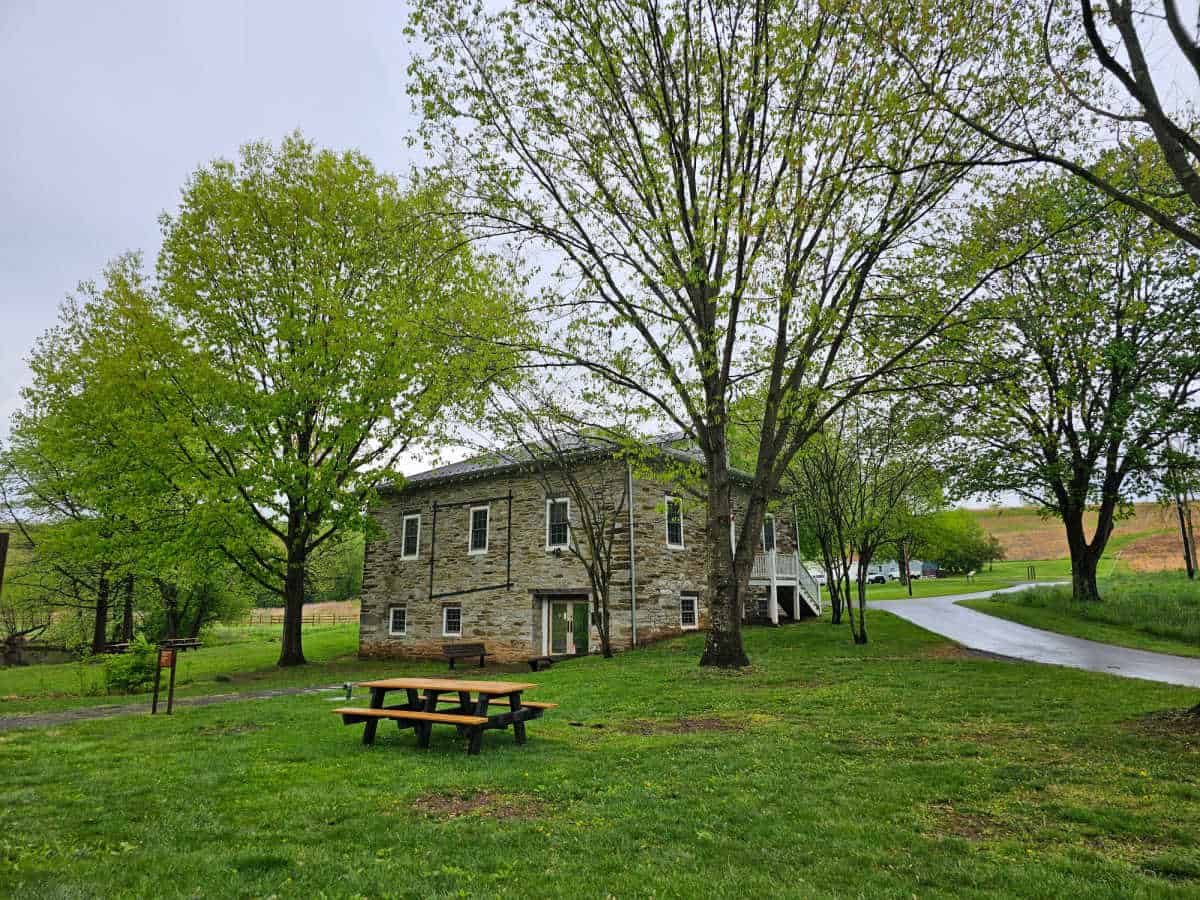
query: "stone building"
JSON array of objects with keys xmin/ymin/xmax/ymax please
[{"xmin": 358, "ymin": 441, "xmax": 821, "ymax": 664}]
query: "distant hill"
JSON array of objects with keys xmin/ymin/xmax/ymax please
[{"xmin": 969, "ymin": 503, "xmax": 1185, "ymax": 571}]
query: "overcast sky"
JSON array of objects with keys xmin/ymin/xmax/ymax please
[{"xmin": 0, "ymin": 0, "xmax": 419, "ymax": 443}]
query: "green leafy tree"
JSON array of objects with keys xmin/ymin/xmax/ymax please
[
  {"xmin": 882, "ymin": 0, "xmax": 1200, "ymax": 249},
  {"xmin": 132, "ymin": 134, "xmax": 520, "ymax": 665},
  {"xmin": 941, "ymin": 159, "xmax": 1200, "ymax": 602},
  {"xmin": 408, "ymin": 0, "xmax": 1026, "ymax": 666}
]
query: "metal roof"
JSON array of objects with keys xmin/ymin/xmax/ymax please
[{"xmin": 383, "ymin": 432, "xmax": 752, "ymax": 493}]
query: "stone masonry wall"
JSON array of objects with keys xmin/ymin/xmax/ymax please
[{"xmin": 359, "ymin": 460, "xmax": 799, "ymax": 662}]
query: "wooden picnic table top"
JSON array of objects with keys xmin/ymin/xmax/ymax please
[{"xmin": 358, "ymin": 677, "xmax": 537, "ymax": 694}]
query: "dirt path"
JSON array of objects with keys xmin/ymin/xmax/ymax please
[{"xmin": 0, "ymin": 683, "xmax": 347, "ymax": 732}]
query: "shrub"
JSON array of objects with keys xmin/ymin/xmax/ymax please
[{"xmin": 102, "ymin": 636, "xmax": 158, "ymax": 694}]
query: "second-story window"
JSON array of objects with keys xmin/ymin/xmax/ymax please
[
  {"xmin": 546, "ymin": 497, "xmax": 570, "ymax": 549},
  {"xmin": 762, "ymin": 514, "xmax": 776, "ymax": 552},
  {"xmin": 401, "ymin": 514, "xmax": 420, "ymax": 560},
  {"xmin": 469, "ymin": 505, "xmax": 489, "ymax": 554},
  {"xmin": 665, "ymin": 496, "xmax": 684, "ymax": 548}
]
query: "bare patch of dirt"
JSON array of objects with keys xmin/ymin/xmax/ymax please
[
  {"xmin": 926, "ymin": 803, "xmax": 1009, "ymax": 841},
  {"xmin": 411, "ymin": 790, "xmax": 546, "ymax": 821},
  {"xmin": 1124, "ymin": 708, "xmax": 1200, "ymax": 745},
  {"xmin": 621, "ymin": 717, "xmax": 746, "ymax": 736}
]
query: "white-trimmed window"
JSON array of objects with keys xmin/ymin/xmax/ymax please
[
  {"xmin": 762, "ymin": 514, "xmax": 776, "ymax": 552},
  {"xmin": 388, "ymin": 606, "xmax": 407, "ymax": 636},
  {"xmin": 546, "ymin": 497, "xmax": 570, "ymax": 549},
  {"xmin": 468, "ymin": 505, "xmax": 489, "ymax": 554},
  {"xmin": 680, "ymin": 593, "xmax": 699, "ymax": 630},
  {"xmin": 443, "ymin": 605, "xmax": 462, "ymax": 637},
  {"xmin": 756, "ymin": 596, "xmax": 769, "ymax": 618},
  {"xmin": 665, "ymin": 495, "xmax": 684, "ymax": 549},
  {"xmin": 401, "ymin": 514, "xmax": 421, "ymax": 560}
]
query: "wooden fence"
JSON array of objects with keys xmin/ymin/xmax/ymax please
[{"xmin": 241, "ymin": 612, "xmax": 359, "ymax": 626}]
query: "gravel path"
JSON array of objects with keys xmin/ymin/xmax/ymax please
[
  {"xmin": 870, "ymin": 584, "xmax": 1200, "ymax": 688},
  {"xmin": 0, "ymin": 683, "xmax": 349, "ymax": 732}
]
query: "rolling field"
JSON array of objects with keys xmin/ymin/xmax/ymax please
[{"xmin": 970, "ymin": 503, "xmax": 1186, "ymax": 573}]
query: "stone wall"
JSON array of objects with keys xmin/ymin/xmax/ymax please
[{"xmin": 359, "ymin": 459, "xmax": 799, "ymax": 662}]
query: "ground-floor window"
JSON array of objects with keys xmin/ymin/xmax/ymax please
[
  {"xmin": 756, "ymin": 596, "xmax": 769, "ymax": 618},
  {"xmin": 388, "ymin": 606, "xmax": 407, "ymax": 636},
  {"xmin": 680, "ymin": 593, "xmax": 699, "ymax": 629},
  {"xmin": 443, "ymin": 605, "xmax": 462, "ymax": 637}
]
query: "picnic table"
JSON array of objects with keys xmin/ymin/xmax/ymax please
[{"xmin": 333, "ymin": 677, "xmax": 557, "ymax": 755}]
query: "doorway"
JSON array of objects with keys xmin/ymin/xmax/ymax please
[{"xmin": 546, "ymin": 597, "xmax": 591, "ymax": 656}]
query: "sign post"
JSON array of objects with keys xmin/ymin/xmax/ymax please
[{"xmin": 151, "ymin": 647, "xmax": 178, "ymax": 715}]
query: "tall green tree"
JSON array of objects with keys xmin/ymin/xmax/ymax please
[
  {"xmin": 409, "ymin": 0, "xmax": 1023, "ymax": 666},
  {"xmin": 136, "ymin": 134, "xmax": 519, "ymax": 665},
  {"xmin": 882, "ymin": 0, "xmax": 1200, "ymax": 249},
  {"xmin": 942, "ymin": 160, "xmax": 1200, "ymax": 602}
]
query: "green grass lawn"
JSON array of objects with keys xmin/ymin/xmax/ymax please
[
  {"xmin": 3, "ymin": 613, "xmax": 1200, "ymax": 897},
  {"xmin": 960, "ymin": 573, "xmax": 1200, "ymax": 660},
  {"xmin": 0, "ymin": 625, "xmax": 385, "ymax": 716}
]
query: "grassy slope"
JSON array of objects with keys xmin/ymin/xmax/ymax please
[
  {"xmin": 969, "ymin": 503, "xmax": 1179, "ymax": 573},
  {"xmin": 2, "ymin": 615, "xmax": 1200, "ymax": 898},
  {"xmin": 0, "ymin": 626, "xmax": 383, "ymax": 716},
  {"xmin": 960, "ymin": 574, "xmax": 1200, "ymax": 659},
  {"xmin": 961, "ymin": 598, "xmax": 1200, "ymax": 658}
]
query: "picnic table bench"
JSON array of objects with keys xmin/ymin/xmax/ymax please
[
  {"xmin": 442, "ymin": 642, "xmax": 490, "ymax": 669},
  {"xmin": 334, "ymin": 677, "xmax": 557, "ymax": 755},
  {"xmin": 101, "ymin": 637, "xmax": 202, "ymax": 655}
]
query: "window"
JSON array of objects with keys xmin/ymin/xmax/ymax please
[
  {"xmin": 546, "ymin": 498, "xmax": 570, "ymax": 549},
  {"xmin": 468, "ymin": 505, "xmax": 489, "ymax": 554},
  {"xmin": 442, "ymin": 605, "xmax": 462, "ymax": 637},
  {"xmin": 680, "ymin": 593, "xmax": 699, "ymax": 630},
  {"xmin": 401, "ymin": 514, "xmax": 420, "ymax": 560},
  {"xmin": 757, "ymin": 596, "xmax": 769, "ymax": 618},
  {"xmin": 665, "ymin": 495, "xmax": 684, "ymax": 548},
  {"xmin": 762, "ymin": 514, "xmax": 776, "ymax": 552},
  {"xmin": 388, "ymin": 606, "xmax": 407, "ymax": 636}
]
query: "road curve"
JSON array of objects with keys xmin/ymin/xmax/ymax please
[{"xmin": 869, "ymin": 584, "xmax": 1200, "ymax": 688}]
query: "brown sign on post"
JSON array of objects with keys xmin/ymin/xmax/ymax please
[{"xmin": 152, "ymin": 646, "xmax": 180, "ymax": 715}]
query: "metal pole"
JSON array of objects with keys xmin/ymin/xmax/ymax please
[
  {"xmin": 506, "ymin": 490, "xmax": 513, "ymax": 589},
  {"xmin": 428, "ymin": 501, "xmax": 438, "ymax": 599},
  {"xmin": 166, "ymin": 653, "xmax": 178, "ymax": 714}
]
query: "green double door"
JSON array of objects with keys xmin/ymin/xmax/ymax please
[{"xmin": 549, "ymin": 600, "xmax": 590, "ymax": 656}]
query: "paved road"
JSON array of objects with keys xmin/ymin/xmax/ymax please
[{"xmin": 870, "ymin": 584, "xmax": 1200, "ymax": 688}]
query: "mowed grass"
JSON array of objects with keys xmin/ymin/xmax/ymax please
[
  {"xmin": 962, "ymin": 573, "xmax": 1200, "ymax": 659},
  {"xmin": 0, "ymin": 625, "xmax": 389, "ymax": 716},
  {"xmin": 3, "ymin": 615, "xmax": 1200, "ymax": 898}
]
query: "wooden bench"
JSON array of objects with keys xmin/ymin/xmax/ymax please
[
  {"xmin": 438, "ymin": 697, "xmax": 558, "ymax": 710},
  {"xmin": 442, "ymin": 642, "xmax": 489, "ymax": 669},
  {"xmin": 333, "ymin": 707, "xmax": 490, "ymax": 754}
]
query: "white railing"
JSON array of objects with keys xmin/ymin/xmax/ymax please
[
  {"xmin": 751, "ymin": 551, "xmax": 800, "ymax": 581},
  {"xmin": 750, "ymin": 551, "xmax": 822, "ymax": 616},
  {"xmin": 796, "ymin": 563, "xmax": 822, "ymax": 615}
]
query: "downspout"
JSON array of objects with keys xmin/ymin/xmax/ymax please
[{"xmin": 626, "ymin": 460, "xmax": 638, "ymax": 646}]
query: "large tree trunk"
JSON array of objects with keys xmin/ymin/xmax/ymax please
[
  {"xmin": 90, "ymin": 569, "xmax": 111, "ymax": 654},
  {"xmin": 1063, "ymin": 505, "xmax": 1104, "ymax": 603},
  {"xmin": 699, "ymin": 447, "xmax": 750, "ymax": 669},
  {"xmin": 1178, "ymin": 496, "xmax": 1196, "ymax": 580},
  {"xmin": 278, "ymin": 534, "xmax": 307, "ymax": 667},
  {"xmin": 121, "ymin": 576, "xmax": 135, "ymax": 641},
  {"xmin": 157, "ymin": 580, "xmax": 180, "ymax": 639}
]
